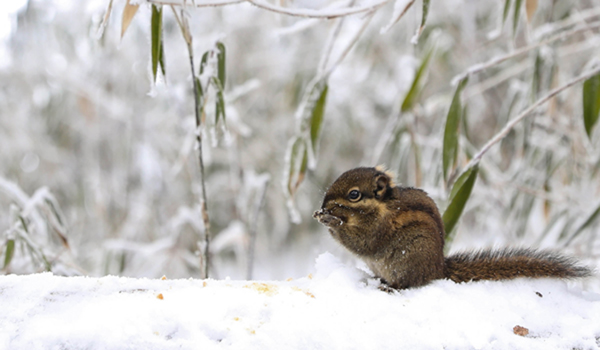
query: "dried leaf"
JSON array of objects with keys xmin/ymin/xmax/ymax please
[
  {"xmin": 98, "ymin": 0, "xmax": 114, "ymax": 40},
  {"xmin": 525, "ymin": 0, "xmax": 537, "ymax": 22},
  {"xmin": 121, "ymin": 0, "xmax": 139, "ymax": 39},
  {"xmin": 513, "ymin": 325, "xmax": 529, "ymax": 336}
]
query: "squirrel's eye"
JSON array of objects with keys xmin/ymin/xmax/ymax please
[{"xmin": 348, "ymin": 189, "xmax": 361, "ymax": 202}]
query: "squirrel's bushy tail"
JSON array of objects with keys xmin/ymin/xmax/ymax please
[{"xmin": 444, "ymin": 248, "xmax": 592, "ymax": 283}]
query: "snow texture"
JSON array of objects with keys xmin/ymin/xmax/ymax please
[{"xmin": 1, "ymin": 252, "xmax": 598, "ymax": 350}]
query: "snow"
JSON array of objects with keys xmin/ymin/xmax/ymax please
[{"xmin": 1, "ymin": 252, "xmax": 598, "ymax": 349}]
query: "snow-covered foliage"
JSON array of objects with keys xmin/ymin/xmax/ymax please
[
  {"xmin": 0, "ymin": 0, "xmax": 599, "ymax": 282},
  {"xmin": 1, "ymin": 253, "xmax": 599, "ymax": 349}
]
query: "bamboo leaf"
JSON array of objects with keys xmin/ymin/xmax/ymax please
[
  {"xmin": 159, "ymin": 35, "xmax": 166, "ymax": 78},
  {"xmin": 564, "ymin": 201, "xmax": 600, "ymax": 246},
  {"xmin": 3, "ymin": 239, "xmax": 15, "ymax": 269},
  {"xmin": 286, "ymin": 138, "xmax": 308, "ymax": 196},
  {"xmin": 502, "ymin": 0, "xmax": 512, "ymax": 25},
  {"xmin": 195, "ymin": 77, "xmax": 204, "ymax": 119},
  {"xmin": 309, "ymin": 84, "xmax": 328, "ymax": 152},
  {"xmin": 442, "ymin": 164, "xmax": 479, "ymax": 244},
  {"xmin": 211, "ymin": 77, "xmax": 227, "ymax": 125},
  {"xmin": 417, "ymin": 0, "xmax": 430, "ymax": 36},
  {"xmin": 121, "ymin": 0, "xmax": 139, "ymax": 39},
  {"xmin": 532, "ymin": 50, "xmax": 542, "ymax": 101},
  {"xmin": 199, "ymin": 52, "xmax": 209, "ymax": 75},
  {"xmin": 401, "ymin": 46, "xmax": 434, "ymax": 112},
  {"xmin": 525, "ymin": 0, "xmax": 538, "ymax": 22},
  {"xmin": 513, "ymin": 0, "xmax": 523, "ymax": 37},
  {"xmin": 583, "ymin": 73, "xmax": 600, "ymax": 140},
  {"xmin": 442, "ymin": 76, "xmax": 469, "ymax": 182},
  {"xmin": 216, "ymin": 42, "xmax": 226, "ymax": 90},
  {"xmin": 150, "ymin": 5, "xmax": 164, "ymax": 83},
  {"xmin": 97, "ymin": 0, "xmax": 114, "ymax": 40}
]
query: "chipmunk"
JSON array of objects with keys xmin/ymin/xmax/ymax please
[{"xmin": 313, "ymin": 167, "xmax": 592, "ymax": 289}]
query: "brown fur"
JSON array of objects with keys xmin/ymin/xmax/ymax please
[{"xmin": 314, "ymin": 167, "xmax": 592, "ymax": 289}]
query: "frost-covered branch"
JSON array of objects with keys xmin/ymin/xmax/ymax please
[
  {"xmin": 147, "ymin": 0, "xmax": 390, "ymax": 18},
  {"xmin": 465, "ymin": 65, "xmax": 600, "ymax": 170},
  {"xmin": 454, "ymin": 20, "xmax": 600, "ymax": 84},
  {"xmin": 172, "ymin": 7, "xmax": 212, "ymax": 279},
  {"xmin": 148, "ymin": 0, "xmax": 243, "ymax": 8},
  {"xmin": 245, "ymin": 0, "xmax": 389, "ymax": 19}
]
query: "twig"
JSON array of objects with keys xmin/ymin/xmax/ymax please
[
  {"xmin": 150, "ymin": 0, "xmax": 243, "ymax": 7},
  {"xmin": 245, "ymin": 0, "xmax": 389, "ymax": 19},
  {"xmin": 464, "ymin": 65, "xmax": 600, "ymax": 171},
  {"xmin": 322, "ymin": 10, "xmax": 376, "ymax": 78},
  {"xmin": 246, "ymin": 177, "xmax": 270, "ymax": 280},
  {"xmin": 317, "ymin": 0, "xmax": 353, "ymax": 76},
  {"xmin": 172, "ymin": 7, "xmax": 212, "ymax": 279},
  {"xmin": 453, "ymin": 20, "xmax": 600, "ymax": 84}
]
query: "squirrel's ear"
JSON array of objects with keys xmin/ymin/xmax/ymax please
[{"xmin": 374, "ymin": 174, "xmax": 390, "ymax": 199}]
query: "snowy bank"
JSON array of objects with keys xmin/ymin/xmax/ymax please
[{"xmin": 1, "ymin": 253, "xmax": 599, "ymax": 350}]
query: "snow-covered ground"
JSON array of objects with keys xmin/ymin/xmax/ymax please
[{"xmin": 1, "ymin": 253, "xmax": 598, "ymax": 350}]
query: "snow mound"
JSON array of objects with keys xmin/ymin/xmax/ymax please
[{"xmin": 1, "ymin": 253, "xmax": 599, "ymax": 349}]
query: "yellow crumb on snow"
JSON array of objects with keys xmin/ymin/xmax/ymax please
[
  {"xmin": 243, "ymin": 282, "xmax": 279, "ymax": 296},
  {"xmin": 161, "ymin": 275, "xmax": 167, "ymax": 280},
  {"xmin": 156, "ymin": 293, "xmax": 164, "ymax": 300},
  {"xmin": 291, "ymin": 286, "xmax": 315, "ymax": 298}
]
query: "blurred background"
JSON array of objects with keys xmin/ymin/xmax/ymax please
[{"xmin": 1, "ymin": 0, "xmax": 599, "ymax": 283}]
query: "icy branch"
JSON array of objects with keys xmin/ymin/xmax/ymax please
[
  {"xmin": 246, "ymin": 0, "xmax": 390, "ymax": 19},
  {"xmin": 465, "ymin": 65, "xmax": 600, "ymax": 171},
  {"xmin": 453, "ymin": 20, "xmax": 600, "ymax": 85}
]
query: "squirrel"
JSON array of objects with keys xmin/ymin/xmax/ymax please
[{"xmin": 313, "ymin": 166, "xmax": 592, "ymax": 289}]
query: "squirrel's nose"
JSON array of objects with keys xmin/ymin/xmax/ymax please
[{"xmin": 313, "ymin": 208, "xmax": 329, "ymax": 218}]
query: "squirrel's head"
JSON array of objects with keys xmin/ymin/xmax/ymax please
[{"xmin": 313, "ymin": 167, "xmax": 395, "ymax": 244}]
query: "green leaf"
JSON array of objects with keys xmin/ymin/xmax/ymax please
[
  {"xmin": 401, "ymin": 46, "xmax": 434, "ymax": 112},
  {"xmin": 150, "ymin": 5, "xmax": 164, "ymax": 83},
  {"xmin": 564, "ymin": 201, "xmax": 600, "ymax": 246},
  {"xmin": 582, "ymin": 73, "xmax": 600, "ymax": 140},
  {"xmin": 442, "ymin": 164, "xmax": 479, "ymax": 246},
  {"xmin": 195, "ymin": 77, "xmax": 204, "ymax": 118},
  {"xmin": 211, "ymin": 77, "xmax": 226, "ymax": 125},
  {"xmin": 418, "ymin": 0, "xmax": 430, "ymax": 35},
  {"xmin": 513, "ymin": 0, "xmax": 523, "ymax": 37},
  {"xmin": 3, "ymin": 239, "xmax": 15, "ymax": 269},
  {"xmin": 502, "ymin": 0, "xmax": 512, "ymax": 25},
  {"xmin": 216, "ymin": 42, "xmax": 226, "ymax": 90},
  {"xmin": 442, "ymin": 76, "xmax": 469, "ymax": 182},
  {"xmin": 532, "ymin": 50, "xmax": 542, "ymax": 101},
  {"xmin": 199, "ymin": 51, "xmax": 209, "ymax": 75},
  {"xmin": 309, "ymin": 84, "xmax": 328, "ymax": 152},
  {"xmin": 286, "ymin": 137, "xmax": 308, "ymax": 196}
]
